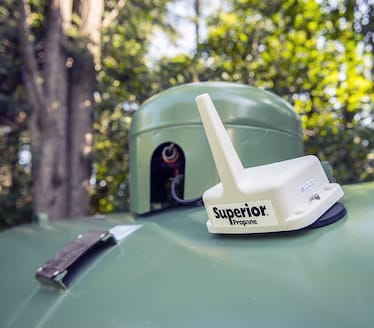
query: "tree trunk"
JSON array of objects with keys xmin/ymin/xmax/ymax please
[
  {"xmin": 67, "ymin": 52, "xmax": 95, "ymax": 218},
  {"xmin": 67, "ymin": 0, "xmax": 103, "ymax": 218},
  {"xmin": 18, "ymin": 0, "xmax": 68, "ymax": 220},
  {"xmin": 18, "ymin": 0, "xmax": 103, "ymax": 220},
  {"xmin": 39, "ymin": 0, "xmax": 69, "ymax": 220},
  {"xmin": 17, "ymin": 0, "xmax": 44, "ymax": 217}
]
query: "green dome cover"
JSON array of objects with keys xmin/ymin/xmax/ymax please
[
  {"xmin": 129, "ymin": 82, "xmax": 304, "ymax": 214},
  {"xmin": 130, "ymin": 82, "xmax": 302, "ymax": 139}
]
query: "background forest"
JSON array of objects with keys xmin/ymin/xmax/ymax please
[{"xmin": 0, "ymin": 0, "xmax": 373, "ymax": 229}]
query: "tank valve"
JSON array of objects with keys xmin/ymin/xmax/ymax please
[
  {"xmin": 162, "ymin": 143, "xmax": 179, "ymax": 166},
  {"xmin": 162, "ymin": 143, "xmax": 183, "ymax": 176}
]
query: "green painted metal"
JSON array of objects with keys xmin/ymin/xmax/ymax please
[
  {"xmin": 1, "ymin": 182, "xmax": 374, "ymax": 327},
  {"xmin": 129, "ymin": 82, "xmax": 304, "ymax": 214}
]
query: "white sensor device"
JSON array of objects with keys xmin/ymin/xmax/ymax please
[{"xmin": 195, "ymin": 93, "xmax": 344, "ymax": 234}]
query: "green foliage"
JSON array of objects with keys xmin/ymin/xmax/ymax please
[
  {"xmin": 194, "ymin": 0, "xmax": 374, "ymax": 183},
  {"xmin": 0, "ymin": 0, "xmax": 33, "ymax": 229},
  {"xmin": 153, "ymin": 54, "xmax": 197, "ymax": 89},
  {"xmin": 90, "ymin": 0, "xmax": 173, "ymax": 215},
  {"xmin": 0, "ymin": 129, "xmax": 33, "ymax": 229},
  {"xmin": 90, "ymin": 106, "xmax": 132, "ymax": 213}
]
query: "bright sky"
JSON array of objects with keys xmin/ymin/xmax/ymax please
[
  {"xmin": 148, "ymin": 2, "xmax": 198, "ymax": 59},
  {"xmin": 148, "ymin": 0, "xmax": 222, "ymax": 59},
  {"xmin": 148, "ymin": 25, "xmax": 196, "ymax": 59}
]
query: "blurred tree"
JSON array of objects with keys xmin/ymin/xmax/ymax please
[
  {"xmin": 1, "ymin": 0, "xmax": 173, "ymax": 227},
  {"xmin": 17, "ymin": 0, "xmax": 104, "ymax": 220},
  {"xmin": 89, "ymin": 0, "xmax": 173, "ymax": 214},
  {"xmin": 0, "ymin": 0, "xmax": 33, "ymax": 228},
  {"xmin": 195, "ymin": 0, "xmax": 374, "ymax": 183}
]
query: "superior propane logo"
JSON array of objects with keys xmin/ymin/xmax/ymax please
[{"xmin": 207, "ymin": 200, "xmax": 278, "ymax": 227}]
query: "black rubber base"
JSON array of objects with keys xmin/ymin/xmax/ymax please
[
  {"xmin": 215, "ymin": 202, "xmax": 347, "ymax": 236},
  {"xmin": 306, "ymin": 202, "xmax": 346, "ymax": 229}
]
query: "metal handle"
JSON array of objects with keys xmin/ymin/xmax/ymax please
[{"xmin": 35, "ymin": 230, "xmax": 116, "ymax": 290}]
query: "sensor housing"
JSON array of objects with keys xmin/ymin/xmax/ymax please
[{"xmin": 196, "ymin": 93, "xmax": 344, "ymax": 234}]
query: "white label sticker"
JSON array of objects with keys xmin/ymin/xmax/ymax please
[
  {"xmin": 300, "ymin": 179, "xmax": 317, "ymax": 194},
  {"xmin": 109, "ymin": 225, "xmax": 142, "ymax": 242},
  {"xmin": 206, "ymin": 200, "xmax": 278, "ymax": 228}
]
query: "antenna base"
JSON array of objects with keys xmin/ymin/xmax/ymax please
[{"xmin": 203, "ymin": 156, "xmax": 344, "ymax": 234}]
